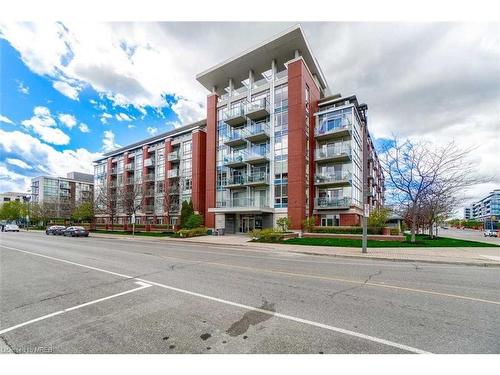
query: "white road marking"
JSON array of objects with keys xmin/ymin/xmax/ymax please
[
  {"xmin": 0, "ymin": 244, "xmax": 430, "ymax": 353},
  {"xmin": 0, "ymin": 281, "xmax": 151, "ymax": 335},
  {"xmin": 480, "ymin": 255, "xmax": 500, "ymax": 262}
]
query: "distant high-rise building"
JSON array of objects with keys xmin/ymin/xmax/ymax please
[
  {"xmin": 471, "ymin": 189, "xmax": 500, "ymax": 223},
  {"xmin": 463, "ymin": 206, "xmax": 472, "ymax": 220}
]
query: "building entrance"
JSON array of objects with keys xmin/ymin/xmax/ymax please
[{"xmin": 238, "ymin": 214, "xmax": 263, "ymax": 233}]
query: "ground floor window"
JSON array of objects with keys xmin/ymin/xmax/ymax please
[
  {"xmin": 320, "ymin": 214, "xmax": 340, "ymax": 227},
  {"xmin": 169, "ymin": 217, "xmax": 178, "ymax": 226}
]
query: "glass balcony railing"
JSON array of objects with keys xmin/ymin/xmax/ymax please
[
  {"xmin": 223, "ymin": 129, "xmax": 246, "ymax": 146},
  {"xmin": 144, "ymin": 188, "xmax": 155, "ymax": 197},
  {"xmin": 243, "ymin": 121, "xmax": 270, "ymax": 140},
  {"xmin": 223, "ymin": 105, "xmax": 246, "ymax": 125},
  {"xmin": 143, "ymin": 204, "xmax": 154, "ymax": 213},
  {"xmin": 314, "ymin": 197, "xmax": 351, "ymax": 209},
  {"xmin": 245, "ymin": 146, "xmax": 270, "ymax": 163},
  {"xmin": 125, "ymin": 163, "xmax": 134, "ymax": 171},
  {"xmin": 315, "ymin": 146, "xmax": 351, "ymax": 161},
  {"xmin": 246, "ymin": 172, "xmax": 269, "ymax": 184},
  {"xmin": 315, "ymin": 117, "xmax": 352, "ymax": 139},
  {"xmin": 314, "ymin": 171, "xmax": 351, "ymax": 184},
  {"xmin": 168, "ymin": 151, "xmax": 180, "ymax": 162},
  {"xmin": 275, "ymin": 70, "xmax": 287, "ymax": 80},
  {"xmin": 216, "ymin": 197, "xmax": 269, "ymax": 209},
  {"xmin": 143, "ymin": 173, "xmax": 155, "ymax": 181},
  {"xmin": 144, "ymin": 158, "xmax": 155, "ymax": 167},
  {"xmin": 245, "ymin": 98, "xmax": 269, "ymax": 120},
  {"xmin": 223, "ymin": 150, "xmax": 248, "ymax": 166},
  {"xmin": 167, "ymin": 169, "xmax": 179, "ymax": 178}
]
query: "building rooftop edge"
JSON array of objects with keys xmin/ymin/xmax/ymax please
[{"xmin": 95, "ymin": 119, "xmax": 207, "ymax": 162}]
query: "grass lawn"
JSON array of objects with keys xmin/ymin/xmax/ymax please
[
  {"xmin": 92, "ymin": 230, "xmax": 175, "ymax": 237},
  {"xmin": 283, "ymin": 234, "xmax": 499, "ymax": 248}
]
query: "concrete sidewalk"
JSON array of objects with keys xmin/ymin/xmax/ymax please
[{"xmin": 89, "ymin": 232, "xmax": 500, "ymax": 267}]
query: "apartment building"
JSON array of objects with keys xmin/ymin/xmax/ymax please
[
  {"xmin": 471, "ymin": 189, "xmax": 500, "ymax": 223},
  {"xmin": 463, "ymin": 206, "xmax": 472, "ymax": 220},
  {"xmin": 93, "ymin": 26, "xmax": 384, "ymax": 231},
  {"xmin": 31, "ymin": 172, "xmax": 94, "ymax": 218},
  {"xmin": 0, "ymin": 191, "xmax": 30, "ymax": 206},
  {"xmin": 93, "ymin": 120, "xmax": 206, "ymax": 225}
]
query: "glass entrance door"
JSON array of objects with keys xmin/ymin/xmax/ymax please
[{"xmin": 239, "ymin": 215, "xmax": 256, "ymax": 233}]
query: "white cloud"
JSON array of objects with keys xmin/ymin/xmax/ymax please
[
  {"xmin": 146, "ymin": 126, "xmax": 158, "ymax": 136},
  {"xmin": 100, "ymin": 112, "xmax": 112, "ymax": 124},
  {"xmin": 166, "ymin": 120, "xmax": 182, "ymax": 129},
  {"xmin": 17, "ymin": 80, "xmax": 29, "ymax": 95},
  {"xmin": 0, "ymin": 163, "xmax": 32, "ymax": 192},
  {"xmin": 0, "ymin": 114, "xmax": 15, "ymax": 124},
  {"xmin": 171, "ymin": 97, "xmax": 205, "ymax": 125},
  {"xmin": 0, "ymin": 128, "xmax": 101, "ymax": 192},
  {"xmin": 58, "ymin": 113, "xmax": 77, "ymax": 129},
  {"xmin": 6, "ymin": 158, "xmax": 32, "ymax": 170},
  {"xmin": 21, "ymin": 106, "xmax": 70, "ymax": 145},
  {"xmin": 53, "ymin": 80, "xmax": 80, "ymax": 100},
  {"xmin": 115, "ymin": 112, "xmax": 133, "ymax": 121},
  {"xmin": 79, "ymin": 123, "xmax": 90, "ymax": 133},
  {"xmin": 102, "ymin": 130, "xmax": 120, "ymax": 152},
  {"xmin": 127, "ymin": 124, "xmax": 135, "ymax": 129}
]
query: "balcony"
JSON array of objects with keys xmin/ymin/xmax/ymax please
[
  {"xmin": 223, "ymin": 129, "xmax": 247, "ymax": 147},
  {"xmin": 314, "ymin": 171, "xmax": 352, "ymax": 186},
  {"xmin": 315, "ymin": 119, "xmax": 352, "ymax": 141},
  {"xmin": 223, "ymin": 151, "xmax": 247, "ymax": 168},
  {"xmin": 109, "ymin": 168, "xmax": 118, "ymax": 175},
  {"xmin": 245, "ymin": 98, "xmax": 269, "ymax": 120},
  {"xmin": 314, "ymin": 197, "xmax": 351, "ymax": 210},
  {"xmin": 126, "ymin": 177, "xmax": 135, "ymax": 185},
  {"xmin": 225, "ymin": 175, "xmax": 246, "ymax": 188},
  {"xmin": 143, "ymin": 204, "xmax": 154, "ymax": 213},
  {"xmin": 223, "ymin": 105, "xmax": 247, "ymax": 126},
  {"xmin": 109, "ymin": 181, "xmax": 118, "ymax": 188},
  {"xmin": 168, "ymin": 203, "xmax": 180, "ymax": 213},
  {"xmin": 245, "ymin": 172, "xmax": 270, "ymax": 186},
  {"xmin": 144, "ymin": 173, "xmax": 155, "ymax": 182},
  {"xmin": 168, "ymin": 151, "xmax": 180, "ymax": 162},
  {"xmin": 167, "ymin": 169, "xmax": 179, "ymax": 178},
  {"xmin": 144, "ymin": 158, "xmax": 155, "ymax": 167},
  {"xmin": 144, "ymin": 188, "xmax": 155, "ymax": 197},
  {"xmin": 243, "ymin": 121, "xmax": 270, "ymax": 143},
  {"xmin": 315, "ymin": 146, "xmax": 351, "ymax": 163},
  {"xmin": 215, "ymin": 197, "xmax": 270, "ymax": 210},
  {"xmin": 244, "ymin": 147, "xmax": 270, "ymax": 164},
  {"xmin": 168, "ymin": 185, "xmax": 180, "ymax": 195}
]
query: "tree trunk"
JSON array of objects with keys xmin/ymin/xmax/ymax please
[
  {"xmin": 410, "ymin": 209, "xmax": 417, "ymax": 243},
  {"xmin": 429, "ymin": 222, "xmax": 433, "ymax": 238}
]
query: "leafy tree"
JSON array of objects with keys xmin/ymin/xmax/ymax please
[
  {"xmin": 276, "ymin": 216, "xmax": 291, "ymax": 232},
  {"xmin": 0, "ymin": 201, "xmax": 27, "ymax": 221},
  {"xmin": 302, "ymin": 216, "xmax": 316, "ymax": 232},
  {"xmin": 368, "ymin": 207, "xmax": 390, "ymax": 228},
  {"xmin": 180, "ymin": 199, "xmax": 194, "ymax": 229},
  {"xmin": 184, "ymin": 213, "xmax": 204, "ymax": 229},
  {"xmin": 71, "ymin": 202, "xmax": 94, "ymax": 223}
]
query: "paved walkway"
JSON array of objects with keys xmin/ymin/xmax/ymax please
[{"xmin": 90, "ymin": 232, "xmax": 500, "ymax": 267}]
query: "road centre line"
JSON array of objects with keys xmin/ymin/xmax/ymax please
[{"xmin": 1, "ymin": 244, "xmax": 430, "ymax": 354}]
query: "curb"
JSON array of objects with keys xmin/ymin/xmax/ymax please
[{"xmin": 88, "ymin": 233, "xmax": 500, "ymax": 267}]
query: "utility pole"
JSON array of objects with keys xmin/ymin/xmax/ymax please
[{"xmin": 360, "ymin": 104, "xmax": 369, "ymax": 253}]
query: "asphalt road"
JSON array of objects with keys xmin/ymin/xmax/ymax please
[
  {"xmin": 0, "ymin": 231, "xmax": 499, "ymax": 354},
  {"xmin": 439, "ymin": 227, "xmax": 500, "ymax": 245}
]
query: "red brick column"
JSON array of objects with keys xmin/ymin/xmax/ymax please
[
  {"xmin": 287, "ymin": 59, "xmax": 320, "ymax": 230},
  {"xmin": 106, "ymin": 158, "xmax": 113, "ymax": 225},
  {"xmin": 142, "ymin": 146, "xmax": 149, "ymax": 215},
  {"xmin": 205, "ymin": 94, "xmax": 218, "ymax": 228},
  {"xmin": 192, "ymin": 130, "xmax": 207, "ymax": 219}
]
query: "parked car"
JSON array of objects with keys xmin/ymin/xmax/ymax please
[
  {"xmin": 484, "ymin": 229, "xmax": 498, "ymax": 237},
  {"xmin": 4, "ymin": 223, "xmax": 20, "ymax": 232},
  {"xmin": 63, "ymin": 226, "xmax": 89, "ymax": 237},
  {"xmin": 46, "ymin": 225, "xmax": 66, "ymax": 235}
]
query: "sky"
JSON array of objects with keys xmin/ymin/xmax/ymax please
[{"xmin": 0, "ymin": 22, "xmax": 499, "ymax": 212}]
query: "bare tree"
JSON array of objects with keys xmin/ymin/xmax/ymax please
[
  {"xmin": 382, "ymin": 138, "xmax": 487, "ymax": 242},
  {"xmin": 94, "ymin": 184, "xmax": 118, "ymax": 230},
  {"xmin": 120, "ymin": 183, "xmax": 143, "ymax": 233}
]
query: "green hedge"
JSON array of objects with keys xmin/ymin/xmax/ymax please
[
  {"xmin": 248, "ymin": 228, "xmax": 286, "ymax": 243},
  {"xmin": 175, "ymin": 227, "xmax": 208, "ymax": 238},
  {"xmin": 312, "ymin": 226, "xmax": 383, "ymax": 235}
]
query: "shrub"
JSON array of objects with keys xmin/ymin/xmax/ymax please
[
  {"xmin": 302, "ymin": 216, "xmax": 316, "ymax": 232},
  {"xmin": 276, "ymin": 217, "xmax": 291, "ymax": 232},
  {"xmin": 175, "ymin": 227, "xmax": 208, "ymax": 238},
  {"xmin": 184, "ymin": 214, "xmax": 204, "ymax": 229},
  {"xmin": 311, "ymin": 226, "xmax": 383, "ymax": 235},
  {"xmin": 390, "ymin": 228, "xmax": 400, "ymax": 236},
  {"xmin": 180, "ymin": 200, "xmax": 194, "ymax": 229},
  {"xmin": 249, "ymin": 228, "xmax": 285, "ymax": 243},
  {"xmin": 368, "ymin": 207, "xmax": 391, "ymax": 228}
]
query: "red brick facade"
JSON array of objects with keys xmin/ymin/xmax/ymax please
[
  {"xmin": 287, "ymin": 59, "xmax": 320, "ymax": 230},
  {"xmin": 204, "ymin": 94, "xmax": 218, "ymax": 228},
  {"xmin": 192, "ymin": 130, "xmax": 207, "ymax": 218}
]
